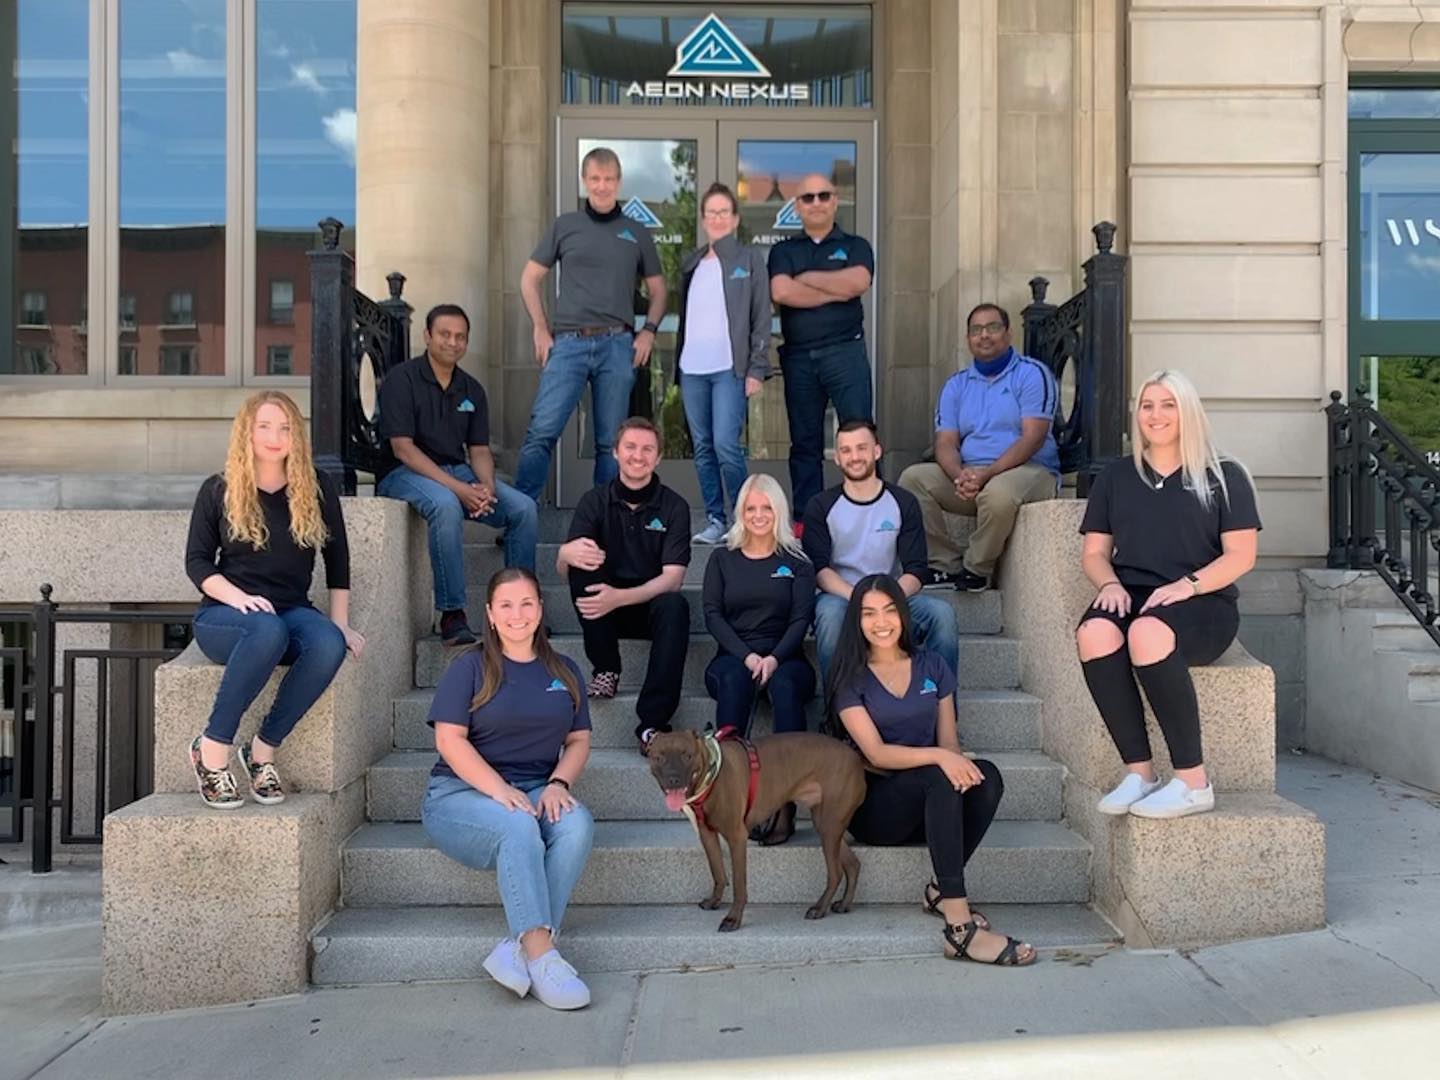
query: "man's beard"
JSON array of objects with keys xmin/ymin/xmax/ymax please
[{"xmin": 841, "ymin": 462, "xmax": 875, "ymax": 483}]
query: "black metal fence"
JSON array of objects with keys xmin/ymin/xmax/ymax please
[
  {"xmin": 309, "ymin": 217, "xmax": 414, "ymax": 495},
  {"xmin": 1021, "ymin": 222, "xmax": 1128, "ymax": 495},
  {"xmin": 1, "ymin": 586, "xmax": 194, "ymax": 872},
  {"xmin": 1326, "ymin": 389, "xmax": 1440, "ymax": 648}
]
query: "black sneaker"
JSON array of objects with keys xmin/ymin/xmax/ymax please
[
  {"xmin": 439, "ymin": 610, "xmax": 477, "ymax": 646},
  {"xmin": 953, "ymin": 568, "xmax": 990, "ymax": 592},
  {"xmin": 636, "ymin": 725, "xmax": 670, "ymax": 757},
  {"xmin": 920, "ymin": 568, "xmax": 961, "ymax": 591}
]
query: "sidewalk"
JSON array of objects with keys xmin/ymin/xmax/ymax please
[{"xmin": 7, "ymin": 752, "xmax": 1440, "ymax": 1080}]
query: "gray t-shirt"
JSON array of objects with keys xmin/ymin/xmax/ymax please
[{"xmin": 531, "ymin": 208, "xmax": 662, "ymax": 332}]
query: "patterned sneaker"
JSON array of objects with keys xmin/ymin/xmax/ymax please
[
  {"xmin": 482, "ymin": 938, "xmax": 530, "ymax": 998},
  {"xmin": 439, "ymin": 610, "xmax": 477, "ymax": 647},
  {"xmin": 691, "ymin": 518, "xmax": 727, "ymax": 545},
  {"xmin": 235, "ymin": 741, "xmax": 286, "ymax": 805},
  {"xmin": 188, "ymin": 736, "xmax": 244, "ymax": 810},
  {"xmin": 586, "ymin": 671, "xmax": 620, "ymax": 699},
  {"xmin": 526, "ymin": 948, "xmax": 591, "ymax": 1010}
]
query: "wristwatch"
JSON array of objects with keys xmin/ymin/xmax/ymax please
[
  {"xmin": 641, "ymin": 320, "xmax": 660, "ymax": 335},
  {"xmin": 1185, "ymin": 573, "xmax": 1201, "ymax": 593}
]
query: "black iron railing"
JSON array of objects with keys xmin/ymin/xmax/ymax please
[
  {"xmin": 1021, "ymin": 222, "xmax": 1128, "ymax": 495},
  {"xmin": 309, "ymin": 217, "xmax": 414, "ymax": 495},
  {"xmin": 1, "ymin": 586, "xmax": 193, "ymax": 872},
  {"xmin": 1326, "ymin": 389, "xmax": 1440, "ymax": 648}
]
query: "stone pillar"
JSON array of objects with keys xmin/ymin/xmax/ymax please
[{"xmin": 356, "ymin": 0, "xmax": 491, "ymax": 380}]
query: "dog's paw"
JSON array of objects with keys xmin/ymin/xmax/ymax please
[
  {"xmin": 830, "ymin": 899, "xmax": 853, "ymax": 915},
  {"xmin": 804, "ymin": 904, "xmax": 827, "ymax": 921},
  {"xmin": 717, "ymin": 915, "xmax": 741, "ymax": 932},
  {"xmin": 698, "ymin": 896, "xmax": 722, "ymax": 911}
]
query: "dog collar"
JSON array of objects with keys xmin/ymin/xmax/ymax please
[{"xmin": 685, "ymin": 732, "xmax": 724, "ymax": 808}]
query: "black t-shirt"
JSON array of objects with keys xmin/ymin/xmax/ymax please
[
  {"xmin": 1079, "ymin": 458, "xmax": 1262, "ymax": 598},
  {"xmin": 766, "ymin": 226, "xmax": 874, "ymax": 352},
  {"xmin": 565, "ymin": 479, "xmax": 691, "ymax": 584},
  {"xmin": 184, "ymin": 471, "xmax": 351, "ymax": 612},
  {"xmin": 701, "ymin": 546, "xmax": 816, "ymax": 661},
  {"xmin": 376, "ymin": 356, "xmax": 490, "ymax": 480}
]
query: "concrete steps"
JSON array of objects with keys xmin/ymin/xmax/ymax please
[
  {"xmin": 365, "ymin": 748, "xmax": 1064, "ymax": 823},
  {"xmin": 340, "ymin": 819, "xmax": 1093, "ymax": 907},
  {"xmin": 311, "ymin": 902, "xmax": 1119, "ymax": 984}
]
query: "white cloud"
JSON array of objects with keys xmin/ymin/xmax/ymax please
[
  {"xmin": 166, "ymin": 48, "xmax": 207, "ymax": 75},
  {"xmin": 291, "ymin": 62, "xmax": 325, "ymax": 96},
  {"xmin": 322, "ymin": 108, "xmax": 357, "ymax": 164}
]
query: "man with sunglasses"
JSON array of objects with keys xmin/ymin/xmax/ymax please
[
  {"xmin": 898, "ymin": 303, "xmax": 1060, "ymax": 592},
  {"xmin": 767, "ymin": 174, "xmax": 876, "ymax": 520}
]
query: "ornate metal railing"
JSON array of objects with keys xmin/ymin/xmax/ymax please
[
  {"xmin": 309, "ymin": 217, "xmax": 414, "ymax": 495},
  {"xmin": 1326, "ymin": 389, "xmax": 1440, "ymax": 648},
  {"xmin": 1020, "ymin": 222, "xmax": 1128, "ymax": 495}
]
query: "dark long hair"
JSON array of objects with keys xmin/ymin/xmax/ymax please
[
  {"xmin": 468, "ymin": 568, "xmax": 581, "ymax": 715},
  {"xmin": 823, "ymin": 574, "xmax": 916, "ymax": 726}
]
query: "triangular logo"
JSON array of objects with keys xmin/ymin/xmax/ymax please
[
  {"xmin": 621, "ymin": 196, "xmax": 663, "ymax": 229},
  {"xmin": 669, "ymin": 13, "xmax": 771, "ymax": 78},
  {"xmin": 772, "ymin": 198, "xmax": 803, "ymax": 230}
]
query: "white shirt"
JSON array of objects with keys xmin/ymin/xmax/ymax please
[{"xmin": 679, "ymin": 255, "xmax": 732, "ymax": 376}]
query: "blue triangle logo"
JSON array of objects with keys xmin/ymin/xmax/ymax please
[
  {"xmin": 921, "ymin": 678, "xmax": 938, "ymax": 695},
  {"xmin": 772, "ymin": 198, "xmax": 803, "ymax": 231},
  {"xmin": 669, "ymin": 13, "xmax": 771, "ymax": 78},
  {"xmin": 621, "ymin": 196, "xmax": 663, "ymax": 230},
  {"xmin": 547, "ymin": 678, "xmax": 567, "ymax": 692}
]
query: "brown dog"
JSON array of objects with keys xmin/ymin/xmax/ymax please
[{"xmin": 645, "ymin": 730, "xmax": 866, "ymax": 932}]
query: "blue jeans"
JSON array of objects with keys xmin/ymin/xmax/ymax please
[
  {"xmin": 192, "ymin": 603, "xmax": 348, "ymax": 748},
  {"xmin": 781, "ymin": 337, "xmax": 873, "ymax": 518},
  {"xmin": 378, "ymin": 463, "xmax": 538, "ymax": 612},
  {"xmin": 813, "ymin": 592, "xmax": 959, "ymax": 689},
  {"xmin": 681, "ymin": 370, "xmax": 748, "ymax": 524},
  {"xmin": 422, "ymin": 773, "xmax": 595, "ymax": 939},
  {"xmin": 515, "ymin": 332, "xmax": 636, "ymax": 501}
]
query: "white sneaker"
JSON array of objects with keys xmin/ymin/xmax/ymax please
[
  {"xmin": 1129, "ymin": 777, "xmax": 1215, "ymax": 819},
  {"xmin": 691, "ymin": 518, "xmax": 727, "ymax": 545},
  {"xmin": 1097, "ymin": 773, "xmax": 1164, "ymax": 816},
  {"xmin": 482, "ymin": 938, "xmax": 530, "ymax": 998},
  {"xmin": 526, "ymin": 948, "xmax": 591, "ymax": 1010}
]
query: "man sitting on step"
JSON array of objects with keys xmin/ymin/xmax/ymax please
[
  {"xmin": 377, "ymin": 303, "xmax": 539, "ymax": 647},
  {"xmin": 803, "ymin": 419, "xmax": 960, "ymax": 686},
  {"xmin": 556, "ymin": 416, "xmax": 691, "ymax": 752}
]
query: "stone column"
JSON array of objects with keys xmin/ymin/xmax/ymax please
[{"xmin": 356, "ymin": 0, "xmax": 491, "ymax": 380}]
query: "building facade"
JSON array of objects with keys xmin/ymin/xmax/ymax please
[{"xmin": 3, "ymin": 0, "xmax": 1438, "ymax": 563}]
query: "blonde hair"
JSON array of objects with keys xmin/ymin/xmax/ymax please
[
  {"xmin": 222, "ymin": 391, "xmax": 329, "ymax": 550},
  {"xmin": 724, "ymin": 474, "xmax": 806, "ymax": 558},
  {"xmin": 1131, "ymin": 370, "xmax": 1248, "ymax": 511}
]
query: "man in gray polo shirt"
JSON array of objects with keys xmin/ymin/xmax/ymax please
[{"xmin": 516, "ymin": 147, "xmax": 667, "ymax": 501}]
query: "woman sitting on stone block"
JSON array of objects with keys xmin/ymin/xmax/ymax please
[
  {"xmin": 1076, "ymin": 369, "xmax": 1260, "ymax": 820},
  {"xmin": 184, "ymin": 390, "xmax": 365, "ymax": 810},
  {"xmin": 421, "ymin": 567, "xmax": 595, "ymax": 1011},
  {"xmin": 828, "ymin": 573, "xmax": 1035, "ymax": 967}
]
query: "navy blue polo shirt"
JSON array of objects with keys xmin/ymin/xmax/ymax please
[
  {"xmin": 833, "ymin": 649, "xmax": 956, "ymax": 748},
  {"xmin": 767, "ymin": 226, "xmax": 874, "ymax": 352},
  {"xmin": 428, "ymin": 652, "xmax": 591, "ymax": 785},
  {"xmin": 376, "ymin": 355, "xmax": 490, "ymax": 481}
]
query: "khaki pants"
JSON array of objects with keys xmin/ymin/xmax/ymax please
[{"xmin": 898, "ymin": 460, "xmax": 1057, "ymax": 577}]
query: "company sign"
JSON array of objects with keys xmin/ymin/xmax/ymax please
[
  {"xmin": 624, "ymin": 13, "xmax": 808, "ymax": 103},
  {"xmin": 1365, "ymin": 194, "xmax": 1440, "ymax": 320},
  {"xmin": 620, "ymin": 196, "xmax": 683, "ymax": 246}
]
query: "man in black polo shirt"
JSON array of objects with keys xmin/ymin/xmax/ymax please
[
  {"xmin": 377, "ymin": 304, "xmax": 539, "ymax": 646},
  {"xmin": 516, "ymin": 146, "xmax": 667, "ymax": 502},
  {"xmin": 768, "ymin": 172, "xmax": 876, "ymax": 517},
  {"xmin": 556, "ymin": 416, "xmax": 690, "ymax": 749}
]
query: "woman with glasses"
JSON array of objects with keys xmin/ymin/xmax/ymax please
[{"xmin": 677, "ymin": 181, "xmax": 771, "ymax": 546}]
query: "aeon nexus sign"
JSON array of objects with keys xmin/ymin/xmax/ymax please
[{"xmin": 624, "ymin": 13, "xmax": 809, "ymax": 103}]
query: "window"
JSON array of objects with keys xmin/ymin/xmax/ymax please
[
  {"xmin": 266, "ymin": 345, "xmax": 293, "ymax": 375},
  {"xmin": 119, "ymin": 294, "xmax": 137, "ymax": 331},
  {"xmin": 269, "ymin": 280, "xmax": 294, "ymax": 324},
  {"xmin": 16, "ymin": 346, "xmax": 54, "ymax": 374},
  {"xmin": 159, "ymin": 345, "xmax": 197, "ymax": 376},
  {"xmin": 77, "ymin": 293, "xmax": 87, "ymax": 331},
  {"xmin": 20, "ymin": 292, "xmax": 47, "ymax": 326},
  {"xmin": 118, "ymin": 346, "xmax": 137, "ymax": 375},
  {"xmin": 165, "ymin": 291, "xmax": 195, "ymax": 327}
]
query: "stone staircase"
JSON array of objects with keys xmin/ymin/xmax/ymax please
[{"xmin": 311, "ymin": 516, "xmax": 1118, "ymax": 984}]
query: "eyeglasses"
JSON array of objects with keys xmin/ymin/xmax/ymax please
[
  {"xmin": 797, "ymin": 191, "xmax": 836, "ymax": 204},
  {"xmin": 967, "ymin": 321, "xmax": 1006, "ymax": 336},
  {"xmin": 702, "ymin": 208, "xmax": 734, "ymax": 219}
]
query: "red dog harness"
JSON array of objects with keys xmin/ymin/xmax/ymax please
[{"xmin": 687, "ymin": 726, "xmax": 760, "ymax": 831}]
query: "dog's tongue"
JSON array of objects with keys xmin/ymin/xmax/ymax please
[{"xmin": 664, "ymin": 789, "xmax": 687, "ymax": 812}]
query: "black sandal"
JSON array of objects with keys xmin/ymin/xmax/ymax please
[
  {"xmin": 942, "ymin": 920, "xmax": 1036, "ymax": 967},
  {"xmin": 748, "ymin": 802, "xmax": 796, "ymax": 846},
  {"xmin": 922, "ymin": 881, "xmax": 989, "ymax": 931}
]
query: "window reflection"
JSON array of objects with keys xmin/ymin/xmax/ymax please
[
  {"xmin": 1357, "ymin": 153, "xmax": 1440, "ymax": 321},
  {"xmin": 5, "ymin": 0, "xmax": 89, "ymax": 375},
  {"xmin": 119, "ymin": 0, "xmax": 227, "ymax": 375},
  {"xmin": 1349, "ymin": 89, "xmax": 1440, "ymax": 121}
]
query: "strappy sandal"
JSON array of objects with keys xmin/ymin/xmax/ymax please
[
  {"xmin": 942, "ymin": 920, "xmax": 1036, "ymax": 967},
  {"xmin": 748, "ymin": 802, "xmax": 796, "ymax": 846},
  {"xmin": 922, "ymin": 880, "xmax": 989, "ymax": 931}
]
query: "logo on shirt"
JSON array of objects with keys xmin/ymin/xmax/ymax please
[
  {"xmin": 457, "ymin": 399, "xmax": 476, "ymax": 413},
  {"xmin": 644, "ymin": 517, "xmax": 667, "ymax": 532},
  {"xmin": 827, "ymin": 248, "xmax": 848, "ymax": 261},
  {"xmin": 730, "ymin": 265, "xmax": 751, "ymax": 279},
  {"xmin": 772, "ymin": 199, "xmax": 803, "ymax": 231},
  {"xmin": 920, "ymin": 678, "xmax": 938, "ymax": 695},
  {"xmin": 546, "ymin": 678, "xmax": 569, "ymax": 692},
  {"xmin": 617, "ymin": 228, "xmax": 639, "ymax": 244},
  {"xmin": 771, "ymin": 565, "xmax": 795, "ymax": 579},
  {"xmin": 621, "ymin": 197, "xmax": 663, "ymax": 230},
  {"xmin": 876, "ymin": 519, "xmax": 898, "ymax": 532}
]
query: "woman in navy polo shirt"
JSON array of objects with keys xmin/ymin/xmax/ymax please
[
  {"xmin": 421, "ymin": 568, "xmax": 595, "ymax": 1010},
  {"xmin": 829, "ymin": 574, "xmax": 1035, "ymax": 967}
]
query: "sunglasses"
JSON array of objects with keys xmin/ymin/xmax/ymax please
[{"xmin": 797, "ymin": 191, "xmax": 836, "ymax": 204}]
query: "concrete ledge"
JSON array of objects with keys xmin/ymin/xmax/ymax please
[{"xmin": 101, "ymin": 784, "xmax": 363, "ymax": 1014}]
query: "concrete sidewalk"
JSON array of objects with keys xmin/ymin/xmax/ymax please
[{"xmin": 8, "ymin": 752, "xmax": 1440, "ymax": 1080}]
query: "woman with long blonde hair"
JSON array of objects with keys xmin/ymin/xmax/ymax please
[
  {"xmin": 1075, "ymin": 371, "xmax": 1260, "ymax": 819},
  {"xmin": 700, "ymin": 473, "xmax": 816, "ymax": 844},
  {"xmin": 184, "ymin": 391, "xmax": 364, "ymax": 809}
]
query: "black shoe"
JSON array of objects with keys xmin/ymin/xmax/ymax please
[
  {"xmin": 636, "ymin": 725, "xmax": 671, "ymax": 757},
  {"xmin": 920, "ymin": 568, "xmax": 961, "ymax": 591},
  {"xmin": 953, "ymin": 568, "xmax": 990, "ymax": 592},
  {"xmin": 439, "ymin": 609, "xmax": 477, "ymax": 646}
]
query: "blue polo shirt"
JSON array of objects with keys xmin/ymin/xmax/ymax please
[
  {"xmin": 767, "ymin": 226, "xmax": 874, "ymax": 353},
  {"xmin": 934, "ymin": 349, "xmax": 1061, "ymax": 477}
]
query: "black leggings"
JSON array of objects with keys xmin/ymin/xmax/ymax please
[
  {"xmin": 848, "ymin": 760, "xmax": 1003, "ymax": 900},
  {"xmin": 1078, "ymin": 589, "xmax": 1239, "ymax": 771}
]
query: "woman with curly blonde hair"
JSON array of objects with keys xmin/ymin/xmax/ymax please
[{"xmin": 183, "ymin": 391, "xmax": 365, "ymax": 808}]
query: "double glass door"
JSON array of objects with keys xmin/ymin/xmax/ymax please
[{"xmin": 552, "ymin": 117, "xmax": 875, "ymax": 507}]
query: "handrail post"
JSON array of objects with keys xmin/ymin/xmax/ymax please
[
  {"xmin": 379, "ymin": 271, "xmax": 414, "ymax": 370},
  {"xmin": 1081, "ymin": 222, "xmax": 1126, "ymax": 495},
  {"xmin": 1020, "ymin": 276, "xmax": 1056, "ymax": 357},
  {"xmin": 1325, "ymin": 390, "xmax": 1350, "ymax": 567},
  {"xmin": 31, "ymin": 584, "xmax": 56, "ymax": 873},
  {"xmin": 309, "ymin": 217, "xmax": 357, "ymax": 495}
]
